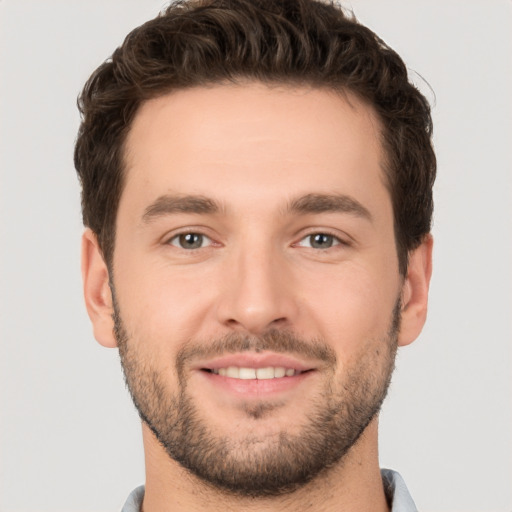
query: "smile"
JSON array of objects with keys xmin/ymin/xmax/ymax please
[
  {"xmin": 194, "ymin": 352, "xmax": 317, "ymax": 396},
  {"xmin": 206, "ymin": 366, "xmax": 302, "ymax": 379}
]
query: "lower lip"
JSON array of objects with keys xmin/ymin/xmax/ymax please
[{"xmin": 199, "ymin": 370, "xmax": 314, "ymax": 397}]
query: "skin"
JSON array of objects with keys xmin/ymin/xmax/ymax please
[{"xmin": 82, "ymin": 83, "xmax": 432, "ymax": 511}]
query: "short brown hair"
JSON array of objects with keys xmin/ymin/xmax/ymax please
[{"xmin": 74, "ymin": 0, "xmax": 435, "ymax": 274}]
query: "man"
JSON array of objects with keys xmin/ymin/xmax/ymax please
[{"xmin": 75, "ymin": 0, "xmax": 435, "ymax": 510}]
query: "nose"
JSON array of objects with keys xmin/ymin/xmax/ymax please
[{"xmin": 215, "ymin": 243, "xmax": 299, "ymax": 335}]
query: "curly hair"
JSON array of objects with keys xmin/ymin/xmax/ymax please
[{"xmin": 74, "ymin": 0, "xmax": 435, "ymax": 275}]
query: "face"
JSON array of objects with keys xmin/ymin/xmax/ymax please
[{"xmin": 89, "ymin": 83, "xmax": 414, "ymax": 495}]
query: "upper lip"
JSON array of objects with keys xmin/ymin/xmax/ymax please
[{"xmin": 193, "ymin": 351, "xmax": 317, "ymax": 372}]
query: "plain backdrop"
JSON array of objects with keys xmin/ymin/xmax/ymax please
[{"xmin": 1, "ymin": 1, "xmax": 511, "ymax": 511}]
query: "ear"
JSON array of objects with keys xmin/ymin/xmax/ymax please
[
  {"xmin": 398, "ymin": 235, "xmax": 433, "ymax": 347},
  {"xmin": 81, "ymin": 229, "xmax": 118, "ymax": 348}
]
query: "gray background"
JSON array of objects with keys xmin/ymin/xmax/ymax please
[{"xmin": 1, "ymin": 1, "xmax": 511, "ymax": 511}]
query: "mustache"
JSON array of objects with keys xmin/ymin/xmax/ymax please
[{"xmin": 176, "ymin": 329, "xmax": 337, "ymax": 371}]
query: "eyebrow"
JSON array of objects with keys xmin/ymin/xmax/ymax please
[
  {"xmin": 142, "ymin": 194, "xmax": 221, "ymax": 223},
  {"xmin": 141, "ymin": 192, "xmax": 372, "ymax": 223},
  {"xmin": 287, "ymin": 193, "xmax": 372, "ymax": 221}
]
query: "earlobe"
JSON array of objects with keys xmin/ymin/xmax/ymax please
[
  {"xmin": 81, "ymin": 229, "xmax": 118, "ymax": 348},
  {"xmin": 398, "ymin": 235, "xmax": 433, "ymax": 347}
]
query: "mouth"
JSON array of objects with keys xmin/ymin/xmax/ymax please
[
  {"xmin": 194, "ymin": 352, "xmax": 317, "ymax": 397},
  {"xmin": 203, "ymin": 366, "xmax": 307, "ymax": 379}
]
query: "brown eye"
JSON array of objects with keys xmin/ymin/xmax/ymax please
[{"xmin": 169, "ymin": 233, "xmax": 209, "ymax": 249}]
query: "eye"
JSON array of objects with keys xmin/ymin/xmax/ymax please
[
  {"xmin": 297, "ymin": 233, "xmax": 342, "ymax": 249},
  {"xmin": 168, "ymin": 232, "xmax": 212, "ymax": 249}
]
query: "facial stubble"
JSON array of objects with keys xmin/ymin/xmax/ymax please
[{"xmin": 114, "ymin": 295, "xmax": 400, "ymax": 497}]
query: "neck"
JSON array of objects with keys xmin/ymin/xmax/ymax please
[{"xmin": 140, "ymin": 418, "xmax": 389, "ymax": 512}]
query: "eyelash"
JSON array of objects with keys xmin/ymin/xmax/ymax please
[
  {"xmin": 295, "ymin": 232, "xmax": 349, "ymax": 250},
  {"xmin": 167, "ymin": 232, "xmax": 214, "ymax": 250},
  {"xmin": 165, "ymin": 230, "xmax": 350, "ymax": 251}
]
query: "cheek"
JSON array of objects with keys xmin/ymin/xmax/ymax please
[
  {"xmin": 113, "ymin": 256, "xmax": 217, "ymax": 347},
  {"xmin": 298, "ymin": 262, "xmax": 399, "ymax": 354}
]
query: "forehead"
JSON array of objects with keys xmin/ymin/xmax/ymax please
[{"xmin": 121, "ymin": 83, "xmax": 388, "ymax": 218}]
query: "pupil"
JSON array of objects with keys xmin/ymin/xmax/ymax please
[
  {"xmin": 180, "ymin": 233, "xmax": 202, "ymax": 248},
  {"xmin": 311, "ymin": 234, "xmax": 332, "ymax": 248}
]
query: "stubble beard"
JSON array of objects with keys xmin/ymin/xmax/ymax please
[{"xmin": 114, "ymin": 297, "xmax": 400, "ymax": 498}]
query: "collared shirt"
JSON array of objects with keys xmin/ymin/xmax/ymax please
[
  {"xmin": 121, "ymin": 468, "xmax": 417, "ymax": 511},
  {"xmin": 381, "ymin": 468, "xmax": 418, "ymax": 512}
]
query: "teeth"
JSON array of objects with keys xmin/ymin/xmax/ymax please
[
  {"xmin": 226, "ymin": 366, "xmax": 240, "ymax": 378},
  {"xmin": 274, "ymin": 367, "xmax": 286, "ymax": 378},
  {"xmin": 210, "ymin": 366, "xmax": 300, "ymax": 379},
  {"xmin": 256, "ymin": 367, "xmax": 276, "ymax": 379},
  {"xmin": 239, "ymin": 368, "xmax": 257, "ymax": 379}
]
